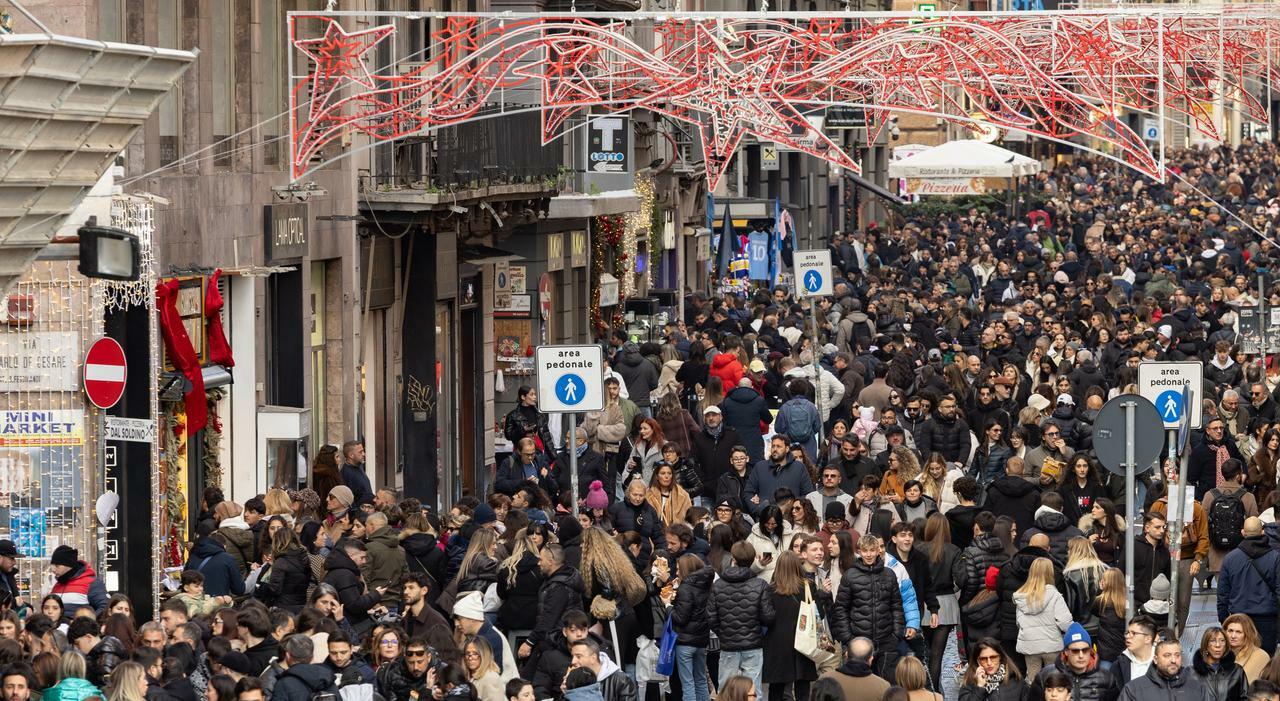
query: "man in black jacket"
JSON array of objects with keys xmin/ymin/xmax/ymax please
[
  {"xmin": 831, "ymin": 534, "xmax": 907, "ymax": 678},
  {"xmin": 555, "ymin": 428, "xmax": 610, "ymax": 500},
  {"xmin": 916, "ymin": 394, "xmax": 972, "ymax": 466},
  {"xmin": 984, "ymin": 458, "xmax": 1041, "ymax": 533},
  {"xmin": 523, "ymin": 545, "xmax": 585, "ymax": 658},
  {"xmin": 708, "ymin": 541, "xmax": 776, "ymax": 692},
  {"xmin": 525, "ymin": 611, "xmax": 611, "ymax": 701},
  {"xmin": 1125, "ymin": 513, "xmax": 1171, "ymax": 612},
  {"xmin": 1024, "ymin": 492, "xmax": 1085, "ymax": 562},
  {"xmin": 273, "ymin": 635, "xmax": 341, "ymax": 701},
  {"xmin": 1030, "ymin": 624, "xmax": 1121, "ymax": 701},
  {"xmin": 692, "ymin": 406, "xmax": 741, "ymax": 489},
  {"xmin": 322, "ymin": 540, "xmax": 386, "ymax": 634},
  {"xmin": 236, "ymin": 607, "xmax": 279, "ymax": 677},
  {"xmin": 570, "ymin": 637, "xmax": 637, "ymax": 701},
  {"xmin": 376, "ymin": 637, "xmax": 434, "ymax": 701}
]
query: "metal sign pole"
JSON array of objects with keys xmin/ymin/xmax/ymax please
[
  {"xmin": 1123, "ymin": 400, "xmax": 1136, "ymax": 621},
  {"xmin": 569, "ymin": 413, "xmax": 579, "ymax": 517},
  {"xmin": 810, "ymin": 300, "xmax": 822, "ymax": 422},
  {"xmin": 1167, "ymin": 427, "xmax": 1184, "ymax": 630}
]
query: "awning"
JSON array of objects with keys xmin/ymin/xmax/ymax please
[
  {"xmin": 547, "ymin": 189, "xmax": 639, "ymax": 218},
  {"xmin": 460, "ymin": 244, "xmax": 524, "ymax": 264},
  {"xmin": 887, "ymin": 140, "xmax": 1042, "ymax": 179}
]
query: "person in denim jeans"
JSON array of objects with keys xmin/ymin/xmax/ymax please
[
  {"xmin": 669, "ymin": 554, "xmax": 715, "ymax": 701},
  {"xmin": 708, "ymin": 540, "xmax": 775, "ymax": 695}
]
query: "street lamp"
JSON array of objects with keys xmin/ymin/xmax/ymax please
[{"xmin": 77, "ymin": 226, "xmax": 140, "ymax": 281}]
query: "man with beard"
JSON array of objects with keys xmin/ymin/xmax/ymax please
[
  {"xmin": 1114, "ymin": 638, "xmax": 1202, "ymax": 701},
  {"xmin": 833, "ymin": 437, "xmax": 877, "ymax": 495},
  {"xmin": 527, "ymin": 611, "xmax": 611, "ymax": 701},
  {"xmin": 692, "ymin": 406, "xmax": 742, "ymax": 492},
  {"xmin": 969, "ymin": 384, "xmax": 1012, "ymax": 433},
  {"xmin": 916, "ymin": 394, "xmax": 972, "ymax": 467}
]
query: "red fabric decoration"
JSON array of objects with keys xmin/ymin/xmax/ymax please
[
  {"xmin": 205, "ymin": 269, "xmax": 235, "ymax": 368},
  {"xmin": 156, "ymin": 280, "xmax": 207, "ymax": 433}
]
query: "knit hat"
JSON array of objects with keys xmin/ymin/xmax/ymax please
[
  {"xmin": 984, "ymin": 565, "xmax": 999, "ymax": 592},
  {"xmin": 328, "ymin": 485, "xmax": 354, "ymax": 509},
  {"xmin": 824, "ymin": 502, "xmax": 847, "ymax": 521},
  {"xmin": 453, "ymin": 591, "xmax": 485, "ymax": 621},
  {"xmin": 1063, "ymin": 622, "xmax": 1092, "ymax": 648},
  {"xmin": 473, "ymin": 503, "xmax": 497, "ymax": 526},
  {"xmin": 50, "ymin": 545, "xmax": 78, "ymax": 568},
  {"xmin": 584, "ymin": 480, "xmax": 609, "ymax": 510},
  {"xmin": 219, "ymin": 651, "xmax": 252, "ymax": 676},
  {"xmin": 1144, "ymin": 574, "xmax": 1171, "ymax": 615}
]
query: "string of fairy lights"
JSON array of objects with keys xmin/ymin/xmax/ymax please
[{"xmin": 589, "ymin": 175, "xmax": 657, "ymax": 336}]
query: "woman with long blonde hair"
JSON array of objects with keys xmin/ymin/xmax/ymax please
[
  {"xmin": 496, "ymin": 530, "xmax": 543, "ymax": 633},
  {"xmin": 455, "ymin": 528, "xmax": 500, "ymax": 601},
  {"xmin": 1224, "ymin": 613, "xmax": 1271, "ymax": 682},
  {"xmin": 1013, "ymin": 557, "xmax": 1072, "ymax": 678},
  {"xmin": 1063, "ymin": 536, "xmax": 1108, "ymax": 620},
  {"xmin": 1091, "ymin": 567, "xmax": 1127, "ymax": 661},
  {"xmin": 579, "ymin": 526, "xmax": 647, "ymax": 667},
  {"xmin": 461, "ymin": 635, "xmax": 504, "ymax": 701},
  {"xmin": 264, "ymin": 488, "xmax": 293, "ymax": 520},
  {"xmin": 105, "ymin": 661, "xmax": 148, "ymax": 701}
]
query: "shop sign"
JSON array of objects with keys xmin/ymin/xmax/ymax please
[
  {"xmin": 0, "ymin": 331, "xmax": 79, "ymax": 392},
  {"xmin": 547, "ymin": 233, "xmax": 565, "ymax": 272},
  {"xmin": 103, "ymin": 416, "xmax": 156, "ymax": 443},
  {"xmin": 539, "ymin": 273, "xmax": 553, "ymax": 320},
  {"xmin": 509, "ymin": 266, "xmax": 527, "ymax": 293},
  {"xmin": 696, "ymin": 234, "xmax": 711, "ymax": 261},
  {"xmin": 903, "ymin": 177, "xmax": 987, "ymax": 196},
  {"xmin": 0, "ymin": 410, "xmax": 84, "ymax": 447},
  {"xmin": 586, "ymin": 116, "xmax": 629, "ymax": 173},
  {"xmin": 570, "ymin": 231, "xmax": 588, "ymax": 268},
  {"xmin": 599, "ymin": 274, "xmax": 620, "ymax": 307},
  {"xmin": 264, "ymin": 203, "xmax": 309, "ymax": 263},
  {"xmin": 495, "ymin": 261, "xmax": 512, "ymax": 308}
]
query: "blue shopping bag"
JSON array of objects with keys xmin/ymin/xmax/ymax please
[{"xmin": 656, "ymin": 616, "xmax": 677, "ymax": 677}]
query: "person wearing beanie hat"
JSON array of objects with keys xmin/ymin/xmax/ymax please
[
  {"xmin": 584, "ymin": 480, "xmax": 610, "ymax": 511},
  {"xmin": 326, "ymin": 485, "xmax": 355, "ymax": 521},
  {"xmin": 1142, "ymin": 574, "xmax": 1171, "ymax": 616},
  {"xmin": 48, "ymin": 546, "xmax": 108, "ymax": 617},
  {"xmin": 452, "ymin": 591, "xmax": 518, "ymax": 675},
  {"xmin": 1026, "ymin": 620, "xmax": 1117, "ymax": 699},
  {"xmin": 472, "ymin": 503, "xmax": 498, "ymax": 528}
]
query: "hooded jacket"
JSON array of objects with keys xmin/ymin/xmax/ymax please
[
  {"xmin": 184, "ymin": 537, "xmax": 244, "ymax": 598},
  {"xmin": 526, "ymin": 631, "xmax": 613, "ymax": 701},
  {"xmin": 719, "ymin": 386, "xmax": 772, "ymax": 463},
  {"xmin": 213, "ymin": 515, "xmax": 255, "ymax": 576},
  {"xmin": 253, "ymin": 545, "xmax": 311, "ymax": 610},
  {"xmin": 830, "ymin": 556, "xmax": 905, "ymax": 645},
  {"xmin": 402, "ymin": 531, "xmax": 448, "ymax": 593},
  {"xmin": 985, "ymin": 476, "xmax": 1041, "ymax": 533},
  {"xmin": 998, "ymin": 545, "xmax": 1061, "ymax": 641},
  {"xmin": 1014, "ymin": 586, "xmax": 1073, "ymax": 655},
  {"xmin": 1191, "ymin": 650, "xmax": 1247, "ymax": 701},
  {"xmin": 1026, "ymin": 506, "xmax": 1085, "ymax": 562},
  {"xmin": 322, "ymin": 547, "xmax": 382, "ymax": 626},
  {"xmin": 709, "ymin": 352, "xmax": 746, "ymax": 389},
  {"xmin": 528, "ymin": 565, "xmax": 585, "ymax": 649},
  {"xmin": 273, "ymin": 663, "xmax": 341, "ymax": 701},
  {"xmin": 1117, "ymin": 664, "xmax": 1210, "ymax": 701},
  {"xmin": 671, "ymin": 565, "xmax": 715, "ymax": 646},
  {"xmin": 707, "ymin": 564, "xmax": 775, "ymax": 650},
  {"xmin": 365, "ymin": 526, "xmax": 408, "ymax": 607},
  {"xmin": 954, "ymin": 533, "xmax": 1009, "ymax": 604},
  {"xmin": 615, "ymin": 344, "xmax": 659, "ymax": 408},
  {"xmin": 1216, "ymin": 533, "xmax": 1280, "ymax": 620},
  {"xmin": 50, "ymin": 560, "xmax": 109, "ymax": 615}
]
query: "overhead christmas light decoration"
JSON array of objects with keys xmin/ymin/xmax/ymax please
[{"xmin": 289, "ymin": 9, "xmax": 1280, "ymax": 186}]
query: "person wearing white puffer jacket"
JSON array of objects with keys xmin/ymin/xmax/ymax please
[{"xmin": 1014, "ymin": 556, "xmax": 1074, "ymax": 679}]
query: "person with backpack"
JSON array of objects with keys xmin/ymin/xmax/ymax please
[
  {"xmin": 1217, "ymin": 517, "xmax": 1280, "ymax": 654},
  {"xmin": 1203, "ymin": 459, "xmax": 1258, "ymax": 584},
  {"xmin": 775, "ymin": 379, "xmax": 823, "ymax": 463}
]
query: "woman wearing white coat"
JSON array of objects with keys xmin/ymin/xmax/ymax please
[{"xmin": 1014, "ymin": 557, "xmax": 1074, "ymax": 678}]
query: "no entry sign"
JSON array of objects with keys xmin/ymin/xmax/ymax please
[{"xmin": 83, "ymin": 337, "xmax": 127, "ymax": 409}]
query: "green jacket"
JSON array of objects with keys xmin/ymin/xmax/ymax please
[
  {"xmin": 363, "ymin": 526, "xmax": 407, "ymax": 607},
  {"xmin": 43, "ymin": 678, "xmax": 100, "ymax": 701}
]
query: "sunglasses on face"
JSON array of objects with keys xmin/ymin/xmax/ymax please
[{"xmin": 406, "ymin": 650, "xmax": 428, "ymax": 658}]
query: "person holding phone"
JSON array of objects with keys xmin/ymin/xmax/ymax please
[{"xmin": 745, "ymin": 505, "xmax": 789, "ymax": 583}]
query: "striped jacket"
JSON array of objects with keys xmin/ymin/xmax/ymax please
[{"xmin": 49, "ymin": 562, "xmax": 108, "ymax": 615}]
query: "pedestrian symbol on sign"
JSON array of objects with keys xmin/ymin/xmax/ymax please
[
  {"xmin": 1156, "ymin": 389, "xmax": 1182, "ymax": 423},
  {"xmin": 805, "ymin": 270, "xmax": 823, "ymax": 293},
  {"xmin": 555, "ymin": 374, "xmax": 584, "ymax": 406}
]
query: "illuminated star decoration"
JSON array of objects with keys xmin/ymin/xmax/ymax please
[
  {"xmin": 650, "ymin": 24, "xmax": 858, "ymax": 188},
  {"xmin": 294, "ymin": 21, "xmax": 395, "ymax": 119}
]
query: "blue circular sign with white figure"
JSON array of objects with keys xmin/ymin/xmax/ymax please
[
  {"xmin": 1156, "ymin": 389, "xmax": 1183, "ymax": 423},
  {"xmin": 804, "ymin": 270, "xmax": 823, "ymax": 293},
  {"xmin": 555, "ymin": 373, "xmax": 585, "ymax": 406}
]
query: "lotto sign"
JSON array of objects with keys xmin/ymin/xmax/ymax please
[
  {"xmin": 795, "ymin": 249, "xmax": 833, "ymax": 298},
  {"xmin": 1137, "ymin": 361, "xmax": 1203, "ymax": 428},
  {"xmin": 536, "ymin": 345, "xmax": 604, "ymax": 413},
  {"xmin": 83, "ymin": 337, "xmax": 127, "ymax": 409}
]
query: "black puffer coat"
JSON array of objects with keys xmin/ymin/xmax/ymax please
[
  {"xmin": 86, "ymin": 635, "xmax": 127, "ymax": 688},
  {"xmin": 958, "ymin": 681, "xmax": 1029, "ymax": 701},
  {"xmin": 528, "ymin": 565, "xmax": 585, "ymax": 650},
  {"xmin": 708, "ymin": 565, "xmax": 776, "ymax": 650},
  {"xmin": 1025, "ymin": 508, "xmax": 1084, "ymax": 563},
  {"xmin": 254, "ymin": 545, "xmax": 312, "ymax": 610},
  {"xmin": 954, "ymin": 534, "xmax": 1008, "ymax": 603},
  {"xmin": 1031, "ymin": 660, "xmax": 1119, "ymax": 701},
  {"xmin": 916, "ymin": 412, "xmax": 972, "ymax": 465},
  {"xmin": 456, "ymin": 554, "xmax": 498, "ymax": 595},
  {"xmin": 402, "ymin": 532, "xmax": 448, "ymax": 593},
  {"xmin": 607, "ymin": 498, "xmax": 664, "ymax": 547},
  {"xmin": 996, "ymin": 545, "xmax": 1057, "ymax": 641},
  {"xmin": 671, "ymin": 566, "xmax": 714, "ymax": 646},
  {"xmin": 322, "ymin": 548, "xmax": 382, "ymax": 628},
  {"xmin": 1191, "ymin": 650, "xmax": 1248, "ymax": 701},
  {"xmin": 830, "ymin": 557, "xmax": 904, "ymax": 645}
]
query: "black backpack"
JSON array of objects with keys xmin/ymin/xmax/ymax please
[{"xmin": 1208, "ymin": 488, "xmax": 1246, "ymax": 551}]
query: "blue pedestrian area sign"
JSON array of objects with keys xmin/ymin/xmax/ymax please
[
  {"xmin": 536, "ymin": 345, "xmax": 604, "ymax": 413},
  {"xmin": 794, "ymin": 249, "xmax": 833, "ymax": 298},
  {"xmin": 1155, "ymin": 389, "xmax": 1182, "ymax": 424}
]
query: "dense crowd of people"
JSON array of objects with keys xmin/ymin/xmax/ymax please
[{"xmin": 13, "ymin": 142, "xmax": 1280, "ymax": 701}]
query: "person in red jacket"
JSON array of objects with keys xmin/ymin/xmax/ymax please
[
  {"xmin": 48, "ymin": 546, "xmax": 107, "ymax": 618},
  {"xmin": 709, "ymin": 351, "xmax": 745, "ymax": 389}
]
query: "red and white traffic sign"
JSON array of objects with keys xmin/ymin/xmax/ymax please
[{"xmin": 83, "ymin": 337, "xmax": 127, "ymax": 409}]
